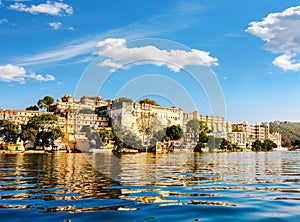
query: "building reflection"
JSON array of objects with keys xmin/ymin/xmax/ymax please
[
  {"xmin": 0, "ymin": 153, "xmax": 121, "ymax": 201},
  {"xmin": 0, "ymin": 151, "xmax": 299, "ymax": 210}
]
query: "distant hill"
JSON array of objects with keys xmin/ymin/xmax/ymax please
[{"xmin": 269, "ymin": 122, "xmax": 300, "ymax": 144}]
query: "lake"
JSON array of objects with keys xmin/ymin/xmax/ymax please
[{"xmin": 0, "ymin": 151, "xmax": 299, "ymax": 221}]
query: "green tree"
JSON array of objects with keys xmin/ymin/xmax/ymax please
[
  {"xmin": 123, "ymin": 130, "xmax": 143, "ymax": 149},
  {"xmin": 166, "ymin": 125, "xmax": 182, "ymax": 140},
  {"xmin": 219, "ymin": 139, "xmax": 233, "ymax": 151},
  {"xmin": 262, "ymin": 139, "xmax": 277, "ymax": 151},
  {"xmin": 252, "ymin": 139, "xmax": 263, "ymax": 151},
  {"xmin": 149, "ymin": 129, "xmax": 166, "ymax": 148},
  {"xmin": 111, "ymin": 126, "xmax": 143, "ymax": 151},
  {"xmin": 25, "ymin": 105, "xmax": 39, "ymax": 111},
  {"xmin": 291, "ymin": 140, "xmax": 300, "ymax": 148},
  {"xmin": 136, "ymin": 114, "xmax": 162, "ymax": 147},
  {"xmin": 194, "ymin": 131, "xmax": 209, "ymax": 152},
  {"xmin": 232, "ymin": 143, "xmax": 242, "ymax": 152},
  {"xmin": 98, "ymin": 128, "xmax": 113, "ymax": 145},
  {"xmin": 118, "ymin": 97, "xmax": 134, "ymax": 103},
  {"xmin": 37, "ymin": 126, "xmax": 64, "ymax": 149},
  {"xmin": 185, "ymin": 119, "xmax": 210, "ymax": 152},
  {"xmin": 0, "ymin": 120, "xmax": 21, "ymax": 144},
  {"xmin": 37, "ymin": 96, "xmax": 54, "ymax": 110},
  {"xmin": 84, "ymin": 127, "xmax": 101, "ymax": 149},
  {"xmin": 186, "ymin": 118, "xmax": 209, "ymax": 142},
  {"xmin": 26, "ymin": 114, "xmax": 64, "ymax": 149},
  {"xmin": 20, "ymin": 124, "xmax": 38, "ymax": 148},
  {"xmin": 252, "ymin": 139, "xmax": 277, "ymax": 152},
  {"xmin": 139, "ymin": 98, "xmax": 160, "ymax": 106},
  {"xmin": 207, "ymin": 136, "xmax": 223, "ymax": 152},
  {"xmin": 111, "ymin": 127, "xmax": 124, "ymax": 151}
]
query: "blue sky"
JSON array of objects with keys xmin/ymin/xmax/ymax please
[{"xmin": 1, "ymin": 0, "xmax": 300, "ymax": 124}]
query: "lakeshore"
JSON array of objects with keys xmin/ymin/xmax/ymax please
[
  {"xmin": 0, "ymin": 94, "xmax": 284, "ymax": 155},
  {"xmin": 0, "ymin": 146, "xmax": 296, "ymax": 154}
]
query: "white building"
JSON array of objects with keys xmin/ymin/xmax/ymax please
[
  {"xmin": 228, "ymin": 121, "xmax": 281, "ymax": 147},
  {"xmin": 227, "ymin": 132, "xmax": 248, "ymax": 149},
  {"xmin": 183, "ymin": 111, "xmax": 226, "ymax": 135},
  {"xmin": 108, "ymin": 101, "xmax": 183, "ymax": 132},
  {"xmin": 0, "ymin": 109, "xmax": 52, "ymax": 126}
]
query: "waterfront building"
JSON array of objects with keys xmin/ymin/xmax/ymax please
[
  {"xmin": 228, "ymin": 121, "xmax": 281, "ymax": 147},
  {"xmin": 59, "ymin": 112, "xmax": 110, "ymax": 141},
  {"xmin": 232, "ymin": 121, "xmax": 250, "ymax": 133},
  {"xmin": 0, "ymin": 142, "xmax": 25, "ymax": 152},
  {"xmin": 249, "ymin": 123, "xmax": 270, "ymax": 141},
  {"xmin": 47, "ymin": 94, "xmax": 112, "ymax": 141},
  {"xmin": 268, "ymin": 132, "xmax": 282, "ymax": 147},
  {"xmin": 47, "ymin": 94, "xmax": 112, "ymax": 114},
  {"xmin": 227, "ymin": 132, "xmax": 248, "ymax": 149},
  {"xmin": 0, "ymin": 109, "xmax": 52, "ymax": 126},
  {"xmin": 80, "ymin": 95, "xmax": 112, "ymax": 109},
  {"xmin": 0, "ymin": 95, "xmax": 112, "ymax": 143},
  {"xmin": 107, "ymin": 101, "xmax": 183, "ymax": 132},
  {"xmin": 183, "ymin": 111, "xmax": 226, "ymax": 134},
  {"xmin": 0, "ymin": 93, "xmax": 283, "ymax": 149},
  {"xmin": 225, "ymin": 121, "xmax": 232, "ymax": 133},
  {"xmin": 47, "ymin": 94, "xmax": 79, "ymax": 113}
]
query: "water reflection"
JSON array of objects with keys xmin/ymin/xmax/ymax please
[
  {"xmin": 0, "ymin": 151, "xmax": 300, "ymax": 221},
  {"xmin": 0, "ymin": 153, "xmax": 121, "ymax": 201}
]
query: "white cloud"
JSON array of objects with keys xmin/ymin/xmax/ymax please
[
  {"xmin": 14, "ymin": 25, "xmax": 162, "ymax": 66},
  {"xmin": 0, "ymin": 64, "xmax": 55, "ymax": 83},
  {"xmin": 14, "ymin": 4, "xmax": 201, "ymax": 66},
  {"xmin": 272, "ymin": 53, "xmax": 300, "ymax": 71},
  {"xmin": 16, "ymin": 25, "xmax": 150, "ymax": 66},
  {"xmin": 48, "ymin": 22, "xmax": 75, "ymax": 31},
  {"xmin": 100, "ymin": 59, "xmax": 123, "ymax": 72},
  {"xmin": 0, "ymin": 18, "xmax": 8, "ymax": 24},
  {"xmin": 96, "ymin": 38, "xmax": 218, "ymax": 72},
  {"xmin": 17, "ymin": 40, "xmax": 97, "ymax": 66},
  {"xmin": 246, "ymin": 6, "xmax": 300, "ymax": 71},
  {"xmin": 67, "ymin": 26, "xmax": 75, "ymax": 31},
  {"xmin": 48, "ymin": 22, "xmax": 62, "ymax": 29},
  {"xmin": 8, "ymin": 1, "xmax": 73, "ymax": 16},
  {"xmin": 27, "ymin": 73, "xmax": 55, "ymax": 81}
]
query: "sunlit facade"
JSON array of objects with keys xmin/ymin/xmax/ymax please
[
  {"xmin": 228, "ymin": 121, "xmax": 281, "ymax": 147},
  {"xmin": 0, "ymin": 109, "xmax": 52, "ymax": 126},
  {"xmin": 108, "ymin": 101, "xmax": 183, "ymax": 133},
  {"xmin": 183, "ymin": 111, "xmax": 226, "ymax": 134}
]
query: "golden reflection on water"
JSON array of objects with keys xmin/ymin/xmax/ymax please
[
  {"xmin": 0, "ymin": 151, "xmax": 300, "ymax": 213},
  {"xmin": 86, "ymin": 151, "xmax": 289, "ymax": 185},
  {"xmin": 0, "ymin": 153, "xmax": 121, "ymax": 200}
]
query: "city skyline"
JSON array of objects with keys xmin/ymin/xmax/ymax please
[{"xmin": 1, "ymin": 0, "xmax": 300, "ymax": 124}]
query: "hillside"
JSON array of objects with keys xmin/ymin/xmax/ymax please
[{"xmin": 269, "ymin": 122, "xmax": 300, "ymax": 144}]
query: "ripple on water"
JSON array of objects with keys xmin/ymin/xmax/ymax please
[{"xmin": 0, "ymin": 152, "xmax": 299, "ymax": 221}]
